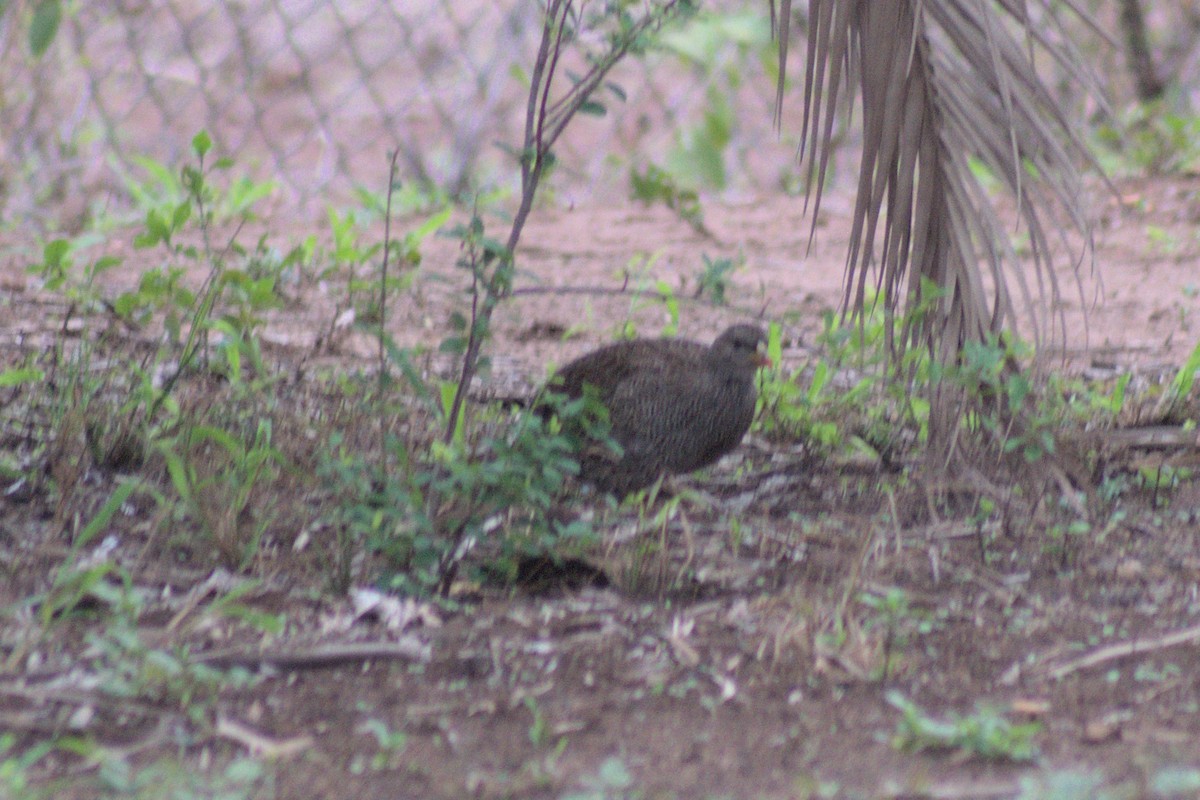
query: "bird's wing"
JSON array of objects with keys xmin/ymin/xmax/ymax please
[
  {"xmin": 605, "ymin": 364, "xmax": 712, "ymax": 436},
  {"xmin": 552, "ymin": 340, "xmax": 708, "ymax": 403}
]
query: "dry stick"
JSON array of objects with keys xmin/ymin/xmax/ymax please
[
  {"xmin": 834, "ymin": 521, "xmax": 878, "ymax": 628},
  {"xmin": 440, "ymin": 2, "xmax": 559, "ymax": 445},
  {"xmin": 1042, "ymin": 622, "xmax": 1200, "ymax": 681},
  {"xmin": 378, "ymin": 150, "xmax": 402, "ymax": 397},
  {"xmin": 194, "ymin": 640, "xmax": 431, "ymax": 670}
]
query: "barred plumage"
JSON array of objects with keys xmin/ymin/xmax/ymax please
[{"xmin": 547, "ymin": 324, "xmax": 769, "ymax": 495}]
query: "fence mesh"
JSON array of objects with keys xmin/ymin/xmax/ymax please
[{"xmin": 1, "ymin": 0, "xmax": 802, "ymax": 228}]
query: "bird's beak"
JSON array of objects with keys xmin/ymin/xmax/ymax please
[{"xmin": 753, "ymin": 348, "xmax": 772, "ymax": 368}]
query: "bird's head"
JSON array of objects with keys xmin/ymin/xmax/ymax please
[{"xmin": 712, "ymin": 324, "xmax": 771, "ymax": 370}]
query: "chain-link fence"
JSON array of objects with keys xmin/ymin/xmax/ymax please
[{"xmin": 1, "ymin": 0, "xmax": 806, "ymax": 229}]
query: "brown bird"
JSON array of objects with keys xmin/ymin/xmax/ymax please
[{"xmin": 545, "ymin": 324, "xmax": 770, "ymax": 495}]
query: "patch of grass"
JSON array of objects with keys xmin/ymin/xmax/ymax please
[
  {"xmin": 886, "ymin": 691, "xmax": 1040, "ymax": 762},
  {"xmin": 91, "ymin": 754, "xmax": 270, "ymax": 800},
  {"xmin": 859, "ymin": 587, "xmax": 935, "ymax": 680},
  {"xmin": 562, "ymin": 757, "xmax": 640, "ymax": 800},
  {"xmin": 321, "ymin": 387, "xmax": 600, "ymax": 596},
  {"xmin": 629, "ymin": 163, "xmax": 704, "ymax": 231},
  {"xmin": 757, "ymin": 305, "xmax": 929, "ymax": 460},
  {"xmin": 354, "ymin": 719, "xmax": 408, "ymax": 772},
  {"xmin": 157, "ymin": 415, "xmax": 285, "ymax": 568},
  {"xmin": 17, "ymin": 132, "xmax": 307, "ymax": 569},
  {"xmin": 1093, "ymin": 101, "xmax": 1200, "ymax": 176},
  {"xmin": 692, "ymin": 253, "xmax": 738, "ymax": 305},
  {"xmin": 0, "ymin": 734, "xmax": 53, "ymax": 800}
]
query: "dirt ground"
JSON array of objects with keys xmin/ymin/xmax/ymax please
[{"xmin": 2, "ymin": 173, "xmax": 1200, "ymax": 799}]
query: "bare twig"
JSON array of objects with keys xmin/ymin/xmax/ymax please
[
  {"xmin": 194, "ymin": 640, "xmax": 432, "ymax": 670},
  {"xmin": 1041, "ymin": 622, "xmax": 1200, "ymax": 681},
  {"xmin": 378, "ymin": 150, "xmax": 402, "ymax": 395},
  {"xmin": 441, "ymin": 0, "xmax": 687, "ymax": 445}
]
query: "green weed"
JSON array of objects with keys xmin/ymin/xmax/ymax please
[
  {"xmin": 629, "ymin": 164, "xmax": 704, "ymax": 230},
  {"xmin": 562, "ymin": 757, "xmax": 640, "ymax": 800},
  {"xmin": 693, "ymin": 253, "xmax": 738, "ymax": 304},
  {"xmin": 92, "ymin": 754, "xmax": 269, "ymax": 800},
  {"xmin": 887, "ymin": 691, "xmax": 1040, "ymax": 762},
  {"xmin": 356, "ymin": 719, "xmax": 409, "ymax": 771},
  {"xmin": 860, "ymin": 587, "xmax": 934, "ymax": 680},
  {"xmin": 0, "ymin": 733, "xmax": 53, "ymax": 800},
  {"xmin": 1093, "ymin": 101, "xmax": 1200, "ymax": 176}
]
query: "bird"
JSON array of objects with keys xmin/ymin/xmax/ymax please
[{"xmin": 542, "ymin": 324, "xmax": 770, "ymax": 496}]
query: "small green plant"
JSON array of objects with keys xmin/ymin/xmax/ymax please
[
  {"xmin": 1136, "ymin": 463, "xmax": 1192, "ymax": 507},
  {"xmin": 325, "ymin": 194, "xmax": 448, "ymax": 331},
  {"xmin": 157, "ymin": 418, "xmax": 285, "ymax": 567},
  {"xmin": 322, "ymin": 389, "xmax": 600, "ymax": 595},
  {"xmin": 357, "ymin": 719, "xmax": 408, "ymax": 771},
  {"xmin": 0, "ymin": 733, "xmax": 53, "ymax": 799},
  {"xmin": 757, "ymin": 307, "xmax": 928, "ymax": 458},
  {"xmin": 607, "ymin": 253, "xmax": 685, "ymax": 341},
  {"xmin": 693, "ymin": 253, "xmax": 737, "ymax": 304},
  {"xmin": 93, "ymin": 754, "xmax": 269, "ymax": 800},
  {"xmin": 887, "ymin": 691, "xmax": 1040, "ymax": 762},
  {"xmin": 525, "ymin": 695, "xmax": 549, "ymax": 747},
  {"xmin": 115, "ymin": 141, "xmax": 277, "ymax": 224},
  {"xmin": 88, "ymin": 618, "xmax": 249, "ymax": 722},
  {"xmin": 860, "ymin": 587, "xmax": 933, "ymax": 680},
  {"xmin": 34, "ymin": 480, "xmax": 138, "ymax": 628},
  {"xmin": 937, "ymin": 333, "xmax": 1057, "ymax": 463},
  {"xmin": 562, "ymin": 757, "xmax": 640, "ymax": 800},
  {"xmin": 1042, "ymin": 515, "xmax": 1092, "ymax": 570},
  {"xmin": 29, "ymin": 236, "xmax": 124, "ymax": 318},
  {"xmin": 1163, "ymin": 340, "xmax": 1200, "ymax": 418},
  {"xmin": 1063, "ymin": 371, "xmax": 1130, "ymax": 420},
  {"xmin": 30, "ymin": 132, "xmax": 292, "ymax": 509},
  {"xmin": 630, "ymin": 163, "xmax": 704, "ymax": 231},
  {"xmin": 75, "ymin": 581, "xmax": 267, "ymax": 719},
  {"xmin": 1093, "ymin": 101, "xmax": 1200, "ymax": 176},
  {"xmin": 125, "ymin": 132, "xmax": 283, "ymax": 367},
  {"xmin": 1145, "ymin": 224, "xmax": 1180, "ymax": 255},
  {"xmin": 612, "ymin": 488, "xmax": 687, "ymax": 595}
]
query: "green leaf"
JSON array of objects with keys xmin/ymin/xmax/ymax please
[
  {"xmin": 192, "ymin": 130, "xmax": 213, "ymax": 158},
  {"xmin": 171, "ymin": 200, "xmax": 192, "ymax": 230},
  {"xmin": 28, "ymin": 0, "xmax": 61, "ymax": 58},
  {"xmin": 1169, "ymin": 340, "xmax": 1200, "ymax": 400},
  {"xmin": 43, "ymin": 238, "xmax": 71, "ymax": 268},
  {"xmin": 409, "ymin": 206, "xmax": 452, "ymax": 242},
  {"xmin": 88, "ymin": 255, "xmax": 123, "ymax": 276},
  {"xmin": 76, "ymin": 480, "xmax": 138, "ymax": 548},
  {"xmin": 0, "ymin": 367, "xmax": 43, "ymax": 388},
  {"xmin": 579, "ymin": 100, "xmax": 607, "ymax": 117}
]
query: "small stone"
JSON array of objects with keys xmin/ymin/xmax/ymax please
[{"xmin": 1116, "ymin": 558, "xmax": 1145, "ymax": 580}]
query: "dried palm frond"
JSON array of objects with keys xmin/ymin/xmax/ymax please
[
  {"xmin": 773, "ymin": 0, "xmax": 1108, "ymax": 359},
  {"xmin": 771, "ymin": 0, "xmax": 1111, "ymax": 447}
]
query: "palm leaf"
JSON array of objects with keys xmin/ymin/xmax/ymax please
[{"xmin": 773, "ymin": 0, "xmax": 1108, "ymax": 361}]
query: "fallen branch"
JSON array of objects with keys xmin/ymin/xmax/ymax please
[
  {"xmin": 194, "ymin": 640, "xmax": 431, "ymax": 670},
  {"xmin": 1041, "ymin": 622, "xmax": 1200, "ymax": 681}
]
